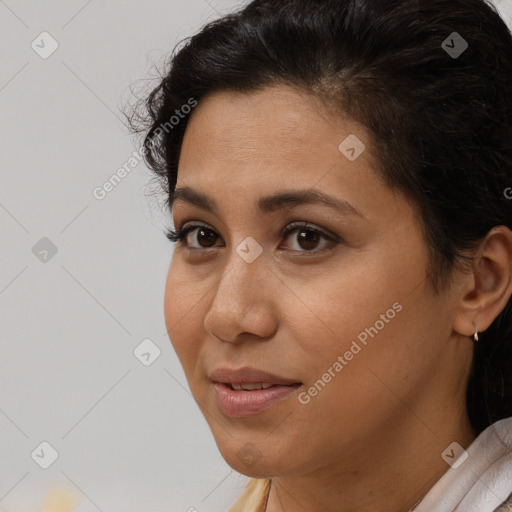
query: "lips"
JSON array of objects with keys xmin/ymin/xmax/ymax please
[
  {"xmin": 209, "ymin": 367, "xmax": 302, "ymax": 417},
  {"xmin": 209, "ymin": 367, "xmax": 301, "ymax": 387}
]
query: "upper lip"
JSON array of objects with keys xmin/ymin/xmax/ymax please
[{"xmin": 209, "ymin": 367, "xmax": 301, "ymax": 386}]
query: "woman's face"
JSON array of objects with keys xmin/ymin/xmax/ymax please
[{"xmin": 164, "ymin": 85, "xmax": 470, "ymax": 477}]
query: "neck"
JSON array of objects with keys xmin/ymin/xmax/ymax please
[{"xmin": 265, "ymin": 407, "xmax": 476, "ymax": 512}]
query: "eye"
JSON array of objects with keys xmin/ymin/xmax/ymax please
[
  {"xmin": 166, "ymin": 221, "xmax": 339, "ymax": 253},
  {"xmin": 280, "ymin": 222, "xmax": 338, "ymax": 252},
  {"xmin": 166, "ymin": 223, "xmax": 221, "ymax": 249}
]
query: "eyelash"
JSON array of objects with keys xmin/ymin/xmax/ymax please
[{"xmin": 165, "ymin": 222, "xmax": 339, "ymax": 253}]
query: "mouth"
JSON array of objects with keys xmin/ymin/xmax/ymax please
[
  {"xmin": 208, "ymin": 367, "xmax": 302, "ymax": 417},
  {"xmin": 227, "ymin": 382, "xmax": 279, "ymax": 391}
]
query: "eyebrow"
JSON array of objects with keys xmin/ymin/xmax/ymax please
[{"xmin": 170, "ymin": 186, "xmax": 365, "ymax": 218}]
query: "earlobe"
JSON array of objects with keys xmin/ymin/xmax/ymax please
[{"xmin": 453, "ymin": 225, "xmax": 512, "ymax": 340}]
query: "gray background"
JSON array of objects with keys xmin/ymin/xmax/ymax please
[{"xmin": 1, "ymin": 1, "xmax": 511, "ymax": 511}]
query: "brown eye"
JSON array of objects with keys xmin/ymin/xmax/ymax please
[
  {"xmin": 184, "ymin": 226, "xmax": 220, "ymax": 248},
  {"xmin": 195, "ymin": 227, "xmax": 218, "ymax": 247},
  {"xmin": 282, "ymin": 223, "xmax": 337, "ymax": 252},
  {"xmin": 297, "ymin": 229, "xmax": 321, "ymax": 250}
]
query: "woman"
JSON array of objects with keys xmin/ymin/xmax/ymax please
[{"xmin": 130, "ymin": 0, "xmax": 512, "ymax": 510}]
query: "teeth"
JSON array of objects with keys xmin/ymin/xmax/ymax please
[{"xmin": 231, "ymin": 383, "xmax": 274, "ymax": 391}]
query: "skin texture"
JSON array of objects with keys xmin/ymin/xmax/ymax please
[{"xmin": 164, "ymin": 85, "xmax": 512, "ymax": 512}]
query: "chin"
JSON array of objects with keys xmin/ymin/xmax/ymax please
[
  {"xmin": 223, "ymin": 454, "xmax": 275, "ymax": 479},
  {"xmin": 214, "ymin": 436, "xmax": 293, "ymax": 478}
]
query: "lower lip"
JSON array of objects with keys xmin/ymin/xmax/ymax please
[{"xmin": 212, "ymin": 382, "xmax": 302, "ymax": 417}]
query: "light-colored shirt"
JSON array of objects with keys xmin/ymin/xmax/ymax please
[{"xmin": 228, "ymin": 478, "xmax": 270, "ymax": 512}]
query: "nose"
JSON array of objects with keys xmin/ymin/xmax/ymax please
[{"xmin": 203, "ymin": 251, "xmax": 278, "ymax": 344}]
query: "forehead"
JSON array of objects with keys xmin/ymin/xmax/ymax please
[{"xmin": 177, "ymin": 85, "xmax": 377, "ymax": 189}]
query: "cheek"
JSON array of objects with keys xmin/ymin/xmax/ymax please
[
  {"xmin": 164, "ymin": 258, "xmax": 206, "ymax": 375},
  {"xmin": 287, "ymin": 260, "xmax": 397, "ymax": 356},
  {"xmin": 309, "ymin": 279, "xmax": 438, "ymax": 419},
  {"xmin": 292, "ymin": 253, "xmax": 430, "ymax": 393}
]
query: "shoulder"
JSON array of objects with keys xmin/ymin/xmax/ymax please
[{"xmin": 416, "ymin": 416, "xmax": 512, "ymax": 512}]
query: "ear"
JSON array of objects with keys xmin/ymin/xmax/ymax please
[{"xmin": 453, "ymin": 225, "xmax": 512, "ymax": 338}]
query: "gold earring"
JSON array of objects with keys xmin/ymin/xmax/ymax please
[{"xmin": 473, "ymin": 326, "xmax": 479, "ymax": 342}]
